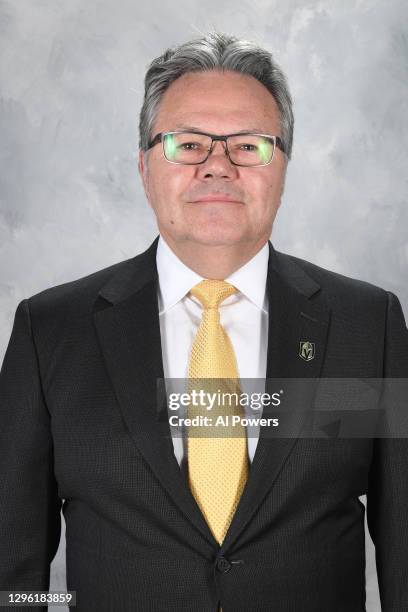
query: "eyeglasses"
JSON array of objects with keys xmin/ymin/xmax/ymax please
[{"xmin": 146, "ymin": 130, "xmax": 286, "ymax": 167}]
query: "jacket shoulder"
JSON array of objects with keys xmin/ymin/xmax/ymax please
[
  {"xmin": 275, "ymin": 249, "xmax": 390, "ymax": 302},
  {"xmin": 25, "ymin": 237, "xmax": 160, "ymax": 321},
  {"xmin": 24, "ymin": 256, "xmax": 136, "ymax": 321}
]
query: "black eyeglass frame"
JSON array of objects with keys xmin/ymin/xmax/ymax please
[{"xmin": 146, "ymin": 130, "xmax": 286, "ymax": 167}]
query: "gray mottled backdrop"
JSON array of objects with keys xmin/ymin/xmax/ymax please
[{"xmin": 1, "ymin": 1, "xmax": 407, "ymax": 610}]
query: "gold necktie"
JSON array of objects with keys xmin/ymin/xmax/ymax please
[{"xmin": 187, "ymin": 279, "xmax": 249, "ymax": 548}]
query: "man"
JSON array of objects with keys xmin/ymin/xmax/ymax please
[{"xmin": 0, "ymin": 31, "xmax": 407, "ymax": 612}]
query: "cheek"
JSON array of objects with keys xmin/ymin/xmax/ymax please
[
  {"xmin": 149, "ymin": 167, "xmax": 191, "ymax": 211},
  {"xmin": 244, "ymin": 175, "xmax": 282, "ymax": 225},
  {"xmin": 256, "ymin": 169, "xmax": 284, "ymax": 200},
  {"xmin": 146, "ymin": 178, "xmax": 172, "ymax": 221},
  {"xmin": 246, "ymin": 176, "xmax": 275, "ymax": 209}
]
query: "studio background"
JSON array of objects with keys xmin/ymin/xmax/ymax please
[{"xmin": 1, "ymin": 1, "xmax": 407, "ymax": 611}]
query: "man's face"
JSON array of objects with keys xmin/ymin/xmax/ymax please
[{"xmin": 139, "ymin": 69, "xmax": 288, "ymax": 249}]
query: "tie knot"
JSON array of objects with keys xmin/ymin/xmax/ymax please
[{"xmin": 189, "ymin": 279, "xmax": 237, "ymax": 310}]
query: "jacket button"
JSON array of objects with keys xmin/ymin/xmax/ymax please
[{"xmin": 216, "ymin": 556, "xmax": 232, "ymax": 573}]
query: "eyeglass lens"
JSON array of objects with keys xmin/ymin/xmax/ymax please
[{"xmin": 163, "ymin": 132, "xmax": 275, "ymax": 166}]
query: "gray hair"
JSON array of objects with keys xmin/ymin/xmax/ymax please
[{"xmin": 138, "ymin": 31, "xmax": 294, "ymax": 160}]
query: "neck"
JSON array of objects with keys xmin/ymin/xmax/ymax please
[{"xmin": 160, "ymin": 234, "xmax": 269, "ymax": 279}]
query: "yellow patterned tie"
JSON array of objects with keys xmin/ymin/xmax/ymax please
[{"xmin": 187, "ymin": 279, "xmax": 249, "ymax": 554}]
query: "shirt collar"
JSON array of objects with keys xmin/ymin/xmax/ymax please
[
  {"xmin": 156, "ymin": 234, "xmax": 269, "ymax": 315},
  {"xmin": 227, "ymin": 241, "xmax": 269, "ymax": 313}
]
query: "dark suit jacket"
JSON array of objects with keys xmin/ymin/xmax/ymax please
[{"xmin": 1, "ymin": 236, "xmax": 407, "ymax": 612}]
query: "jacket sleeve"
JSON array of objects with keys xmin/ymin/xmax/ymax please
[
  {"xmin": 0, "ymin": 299, "xmax": 62, "ymax": 610},
  {"xmin": 366, "ymin": 291, "xmax": 408, "ymax": 610}
]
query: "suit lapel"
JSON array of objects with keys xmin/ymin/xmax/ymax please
[
  {"xmin": 219, "ymin": 243, "xmax": 331, "ymax": 552},
  {"xmin": 93, "ymin": 236, "xmax": 219, "ymax": 548},
  {"xmin": 93, "ymin": 236, "xmax": 331, "ymax": 552}
]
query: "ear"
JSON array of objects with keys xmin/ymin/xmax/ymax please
[{"xmin": 138, "ymin": 149, "xmax": 150, "ymax": 199}]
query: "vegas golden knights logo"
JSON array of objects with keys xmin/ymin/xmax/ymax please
[{"xmin": 299, "ymin": 341, "xmax": 315, "ymax": 362}]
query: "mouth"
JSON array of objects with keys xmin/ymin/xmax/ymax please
[{"xmin": 192, "ymin": 195, "xmax": 243, "ymax": 204}]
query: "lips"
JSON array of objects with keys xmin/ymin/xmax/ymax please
[{"xmin": 192, "ymin": 194, "xmax": 242, "ymax": 203}]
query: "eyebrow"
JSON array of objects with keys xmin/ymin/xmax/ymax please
[
  {"xmin": 174, "ymin": 124, "xmax": 203, "ymax": 131},
  {"xmin": 173, "ymin": 124, "xmax": 270, "ymax": 134}
]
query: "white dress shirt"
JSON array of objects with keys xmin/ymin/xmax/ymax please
[{"xmin": 156, "ymin": 235, "xmax": 269, "ymax": 468}]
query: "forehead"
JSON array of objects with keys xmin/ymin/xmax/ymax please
[{"xmin": 153, "ymin": 69, "xmax": 281, "ymax": 133}]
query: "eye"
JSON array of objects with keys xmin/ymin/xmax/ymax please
[
  {"xmin": 237, "ymin": 143, "xmax": 257, "ymax": 152},
  {"xmin": 179, "ymin": 142, "xmax": 201, "ymax": 150}
]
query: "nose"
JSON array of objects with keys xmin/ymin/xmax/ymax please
[{"xmin": 195, "ymin": 140, "xmax": 238, "ymax": 181}]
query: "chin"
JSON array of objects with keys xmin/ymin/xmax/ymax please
[
  {"xmin": 185, "ymin": 205, "xmax": 246, "ymax": 234},
  {"xmin": 189, "ymin": 225, "xmax": 247, "ymax": 246}
]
